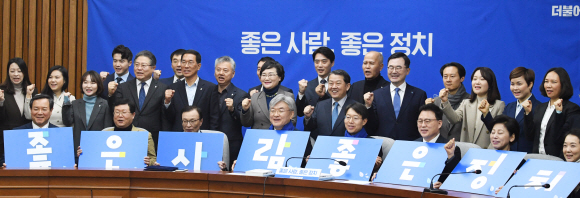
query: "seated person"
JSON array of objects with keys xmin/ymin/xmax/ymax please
[
  {"xmin": 489, "ymin": 115, "xmax": 526, "ymax": 194},
  {"xmin": 342, "ymin": 103, "xmax": 383, "ymax": 177},
  {"xmin": 77, "ymin": 98, "xmax": 157, "ymax": 166},
  {"xmin": 562, "ymin": 129, "xmax": 580, "ymax": 198}
]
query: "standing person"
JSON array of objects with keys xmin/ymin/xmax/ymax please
[
  {"xmin": 158, "ymin": 49, "xmax": 186, "ymax": 85},
  {"xmin": 0, "ymin": 57, "xmax": 37, "ymax": 164},
  {"xmin": 63, "ymin": 71, "xmax": 113, "ymax": 163},
  {"xmin": 100, "ymin": 44, "xmax": 135, "ymax": 99},
  {"xmin": 248, "ymin": 57, "xmax": 293, "ymax": 97},
  {"xmin": 24, "ymin": 66, "xmax": 75, "ymax": 127},
  {"xmin": 295, "ymin": 46, "xmax": 333, "ymax": 117},
  {"xmin": 348, "ymin": 51, "xmax": 389, "ymax": 104}
]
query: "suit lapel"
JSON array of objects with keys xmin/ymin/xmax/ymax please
[
  {"xmin": 466, "ymin": 101, "xmax": 477, "ymax": 142},
  {"xmin": 382, "ymin": 87, "xmax": 396, "ymax": 118},
  {"xmin": 141, "ymin": 80, "xmax": 158, "ymax": 111},
  {"xmin": 177, "ymin": 80, "xmax": 189, "ymax": 106},
  {"xmin": 474, "ymin": 103, "xmax": 491, "ymax": 142},
  {"xmin": 257, "ymin": 92, "xmax": 270, "ymax": 120},
  {"xmin": 398, "ymin": 85, "xmax": 415, "ymax": 121},
  {"xmin": 332, "ymin": 99, "xmax": 351, "ymax": 134},
  {"xmin": 78, "ymin": 99, "xmax": 87, "ymax": 128},
  {"xmin": 127, "ymin": 79, "xmax": 139, "ymax": 109},
  {"xmin": 87, "ymin": 99, "xmax": 104, "ymax": 129},
  {"xmin": 192, "ymin": 80, "xmax": 204, "ymax": 106},
  {"xmin": 514, "ymin": 104, "xmax": 524, "ymax": 123}
]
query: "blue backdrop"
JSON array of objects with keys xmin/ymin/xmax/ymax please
[{"xmin": 88, "ymin": 1, "xmax": 580, "ymax": 130}]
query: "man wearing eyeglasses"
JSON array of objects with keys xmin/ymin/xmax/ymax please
[
  {"xmin": 108, "ymin": 50, "xmax": 170, "ymax": 150},
  {"xmin": 295, "ymin": 46, "xmax": 333, "ymax": 117},
  {"xmin": 164, "ymin": 49, "xmax": 219, "ymax": 132},
  {"xmin": 363, "ymin": 52, "xmax": 427, "ymax": 140}
]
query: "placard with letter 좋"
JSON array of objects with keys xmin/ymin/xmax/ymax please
[{"xmin": 4, "ymin": 127, "xmax": 75, "ymax": 168}]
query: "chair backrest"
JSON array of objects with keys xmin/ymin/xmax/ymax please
[
  {"xmin": 455, "ymin": 142, "xmax": 482, "ymax": 158},
  {"xmin": 524, "ymin": 153, "xmax": 564, "ymax": 161},
  {"xmin": 201, "ymin": 130, "xmax": 230, "ymax": 169},
  {"xmin": 371, "ymin": 136, "xmax": 395, "ymax": 160}
]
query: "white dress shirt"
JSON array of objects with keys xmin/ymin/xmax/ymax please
[
  {"xmin": 136, "ymin": 77, "xmax": 153, "ymax": 98},
  {"xmin": 173, "ymin": 75, "xmax": 184, "ymax": 83},
  {"xmin": 538, "ymin": 102, "xmax": 556, "ymax": 154},
  {"xmin": 423, "ymin": 134, "xmax": 440, "ymax": 143},
  {"xmin": 114, "ymin": 72, "xmax": 130, "ymax": 84},
  {"xmin": 32, "ymin": 122, "xmax": 50, "ymax": 129},
  {"xmin": 390, "ymin": 82, "xmax": 407, "ymax": 106},
  {"xmin": 186, "ymin": 77, "xmax": 200, "ymax": 106}
]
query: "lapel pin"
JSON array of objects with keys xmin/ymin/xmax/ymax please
[
  {"xmin": 231, "ymin": 93, "xmax": 234, "ymax": 96},
  {"xmin": 200, "ymin": 88, "xmax": 203, "ymax": 90}
]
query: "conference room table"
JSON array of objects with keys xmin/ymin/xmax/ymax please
[{"xmin": 0, "ymin": 168, "xmax": 492, "ymax": 198}]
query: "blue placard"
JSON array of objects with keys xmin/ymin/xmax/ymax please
[
  {"xmin": 78, "ymin": 131, "xmax": 148, "ymax": 169},
  {"xmin": 305, "ymin": 136, "xmax": 382, "ymax": 181},
  {"xmin": 4, "ymin": 127, "xmax": 75, "ymax": 168},
  {"xmin": 235, "ymin": 129, "xmax": 310, "ymax": 172},
  {"xmin": 440, "ymin": 149, "xmax": 526, "ymax": 196},
  {"xmin": 156, "ymin": 132, "xmax": 224, "ymax": 171},
  {"xmin": 374, "ymin": 140, "xmax": 448, "ymax": 187},
  {"xmin": 497, "ymin": 159, "xmax": 580, "ymax": 198}
]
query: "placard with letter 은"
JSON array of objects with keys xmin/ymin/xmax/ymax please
[
  {"xmin": 496, "ymin": 159, "xmax": 580, "ymax": 198},
  {"xmin": 235, "ymin": 129, "xmax": 310, "ymax": 172},
  {"xmin": 440, "ymin": 149, "xmax": 526, "ymax": 196},
  {"xmin": 78, "ymin": 131, "xmax": 148, "ymax": 169},
  {"xmin": 373, "ymin": 140, "xmax": 448, "ymax": 187},
  {"xmin": 156, "ymin": 132, "xmax": 224, "ymax": 171},
  {"xmin": 305, "ymin": 136, "xmax": 382, "ymax": 181},
  {"xmin": 4, "ymin": 127, "xmax": 75, "ymax": 168}
]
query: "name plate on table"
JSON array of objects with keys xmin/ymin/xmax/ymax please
[
  {"xmin": 275, "ymin": 167, "xmax": 323, "ymax": 180},
  {"xmin": 156, "ymin": 132, "xmax": 224, "ymax": 171},
  {"xmin": 78, "ymin": 131, "xmax": 148, "ymax": 169},
  {"xmin": 440, "ymin": 149, "xmax": 526, "ymax": 196},
  {"xmin": 4, "ymin": 127, "xmax": 74, "ymax": 168},
  {"xmin": 305, "ymin": 136, "xmax": 382, "ymax": 181},
  {"xmin": 374, "ymin": 140, "xmax": 448, "ymax": 187},
  {"xmin": 235, "ymin": 129, "xmax": 310, "ymax": 172},
  {"xmin": 497, "ymin": 159, "xmax": 580, "ymax": 198}
]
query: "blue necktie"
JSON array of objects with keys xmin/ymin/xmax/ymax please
[
  {"xmin": 394, "ymin": 87, "xmax": 401, "ymax": 118},
  {"xmin": 332, "ymin": 102, "xmax": 339, "ymax": 129},
  {"xmin": 139, "ymin": 82, "xmax": 146, "ymax": 110}
]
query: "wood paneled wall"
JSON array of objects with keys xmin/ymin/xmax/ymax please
[{"xmin": 0, "ymin": 0, "xmax": 88, "ymax": 97}]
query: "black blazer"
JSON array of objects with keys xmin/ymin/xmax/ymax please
[
  {"xmin": 304, "ymin": 97, "xmax": 358, "ymax": 138},
  {"xmin": 159, "ymin": 76, "xmax": 175, "ymax": 86},
  {"xmin": 366, "ymin": 83, "xmax": 427, "ymax": 140},
  {"xmin": 100, "ymin": 73, "xmax": 134, "ymax": 99},
  {"xmin": 295, "ymin": 78, "xmax": 330, "ymax": 117},
  {"xmin": 414, "ymin": 135, "xmax": 461, "ymax": 183},
  {"xmin": 524, "ymin": 100, "xmax": 580, "ymax": 157},
  {"xmin": 0, "ymin": 88, "xmax": 37, "ymax": 164},
  {"xmin": 347, "ymin": 76, "xmax": 389, "ymax": 104},
  {"xmin": 248, "ymin": 84, "xmax": 294, "ymax": 95},
  {"xmin": 62, "ymin": 97, "xmax": 113, "ymax": 162},
  {"xmin": 166, "ymin": 78, "xmax": 220, "ymax": 131},
  {"xmin": 14, "ymin": 122, "xmax": 59, "ymax": 129}
]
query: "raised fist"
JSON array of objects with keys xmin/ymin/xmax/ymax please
[
  {"xmin": 364, "ymin": 92, "xmax": 374, "ymax": 108},
  {"xmin": 249, "ymin": 89, "xmax": 259, "ymax": 97},
  {"xmin": 554, "ymin": 98, "xmax": 563, "ymax": 112},
  {"xmin": 304, "ymin": 105, "xmax": 315, "ymax": 119},
  {"xmin": 242, "ymin": 98, "xmax": 252, "ymax": 111},
  {"xmin": 100, "ymin": 71, "xmax": 109, "ymax": 80},
  {"xmin": 225, "ymin": 98, "xmax": 234, "ymax": 112},
  {"xmin": 444, "ymin": 138, "xmax": 456, "ymax": 159},
  {"xmin": 26, "ymin": 84, "xmax": 35, "ymax": 98},
  {"xmin": 522, "ymin": 100, "xmax": 533, "ymax": 115},
  {"xmin": 153, "ymin": 70, "xmax": 161, "ymax": 80},
  {"xmin": 425, "ymin": 98, "xmax": 435, "ymax": 105},
  {"xmin": 298, "ymin": 79, "xmax": 308, "ymax": 94},
  {"xmin": 108, "ymin": 81, "xmax": 118, "ymax": 96},
  {"xmin": 165, "ymin": 89, "xmax": 175, "ymax": 104},
  {"xmin": 439, "ymin": 88, "xmax": 449, "ymax": 103},
  {"xmin": 315, "ymin": 84, "xmax": 326, "ymax": 98},
  {"xmin": 478, "ymin": 99, "xmax": 490, "ymax": 116}
]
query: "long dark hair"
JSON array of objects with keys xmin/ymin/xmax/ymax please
[
  {"xmin": 469, "ymin": 67, "xmax": 501, "ymax": 105},
  {"xmin": 0, "ymin": 57, "xmax": 32, "ymax": 95},
  {"xmin": 41, "ymin": 65, "xmax": 69, "ymax": 96}
]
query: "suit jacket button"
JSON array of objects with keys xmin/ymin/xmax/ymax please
[
  {"xmin": 261, "ymin": 124, "xmax": 263, "ymax": 126},
  {"xmin": 258, "ymin": 111, "xmax": 260, "ymax": 113}
]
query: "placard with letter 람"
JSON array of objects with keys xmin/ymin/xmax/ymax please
[
  {"xmin": 156, "ymin": 131, "xmax": 224, "ymax": 171},
  {"xmin": 4, "ymin": 127, "xmax": 75, "ymax": 168},
  {"xmin": 78, "ymin": 131, "xmax": 148, "ymax": 169}
]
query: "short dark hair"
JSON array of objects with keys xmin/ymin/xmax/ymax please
[
  {"xmin": 41, "ymin": 66, "xmax": 69, "ymax": 96},
  {"xmin": 170, "ymin": 49, "xmax": 186, "ymax": 62},
  {"xmin": 440, "ymin": 62, "xmax": 466, "ymax": 78},
  {"xmin": 419, "ymin": 103, "xmax": 443, "ymax": 120},
  {"xmin": 540, "ymin": 67, "xmax": 573, "ymax": 100},
  {"xmin": 112, "ymin": 45, "xmax": 133, "ymax": 61},
  {"xmin": 345, "ymin": 103, "xmax": 368, "ymax": 120},
  {"xmin": 490, "ymin": 115, "xmax": 519, "ymax": 145},
  {"xmin": 182, "ymin": 106, "xmax": 203, "ymax": 120},
  {"xmin": 113, "ymin": 98, "xmax": 136, "ymax": 114},
  {"xmin": 469, "ymin": 67, "xmax": 501, "ymax": 105},
  {"xmin": 134, "ymin": 50, "xmax": 157, "ymax": 66},
  {"xmin": 30, "ymin": 94, "xmax": 54, "ymax": 110},
  {"xmin": 330, "ymin": 69, "xmax": 351, "ymax": 84},
  {"xmin": 312, "ymin": 47, "xmax": 335, "ymax": 63},
  {"xmin": 259, "ymin": 60, "xmax": 286, "ymax": 83},
  {"xmin": 182, "ymin": 49, "xmax": 202, "ymax": 64},
  {"xmin": 1, "ymin": 57, "xmax": 32, "ymax": 95},
  {"xmin": 81, "ymin": 70, "xmax": 104, "ymax": 96},
  {"xmin": 257, "ymin": 57, "xmax": 275, "ymax": 65},
  {"xmin": 387, "ymin": 52, "xmax": 410, "ymax": 68},
  {"xmin": 565, "ymin": 128, "xmax": 580, "ymax": 143},
  {"xmin": 509, "ymin": 67, "xmax": 535, "ymax": 90}
]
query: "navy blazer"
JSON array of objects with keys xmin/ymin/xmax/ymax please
[
  {"xmin": 159, "ymin": 76, "xmax": 175, "ymax": 86},
  {"xmin": 366, "ymin": 83, "xmax": 427, "ymax": 140},
  {"xmin": 14, "ymin": 122, "xmax": 59, "ymax": 129},
  {"xmin": 304, "ymin": 97, "xmax": 359, "ymax": 139},
  {"xmin": 100, "ymin": 73, "xmax": 135, "ymax": 99},
  {"xmin": 166, "ymin": 78, "xmax": 220, "ymax": 131},
  {"xmin": 215, "ymin": 83, "xmax": 250, "ymax": 164},
  {"xmin": 347, "ymin": 76, "xmax": 389, "ymax": 104},
  {"xmin": 295, "ymin": 78, "xmax": 331, "ymax": 117},
  {"xmin": 414, "ymin": 135, "xmax": 461, "ymax": 183},
  {"xmin": 248, "ymin": 84, "xmax": 294, "ymax": 95}
]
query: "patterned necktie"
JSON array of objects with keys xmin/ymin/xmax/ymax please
[
  {"xmin": 332, "ymin": 102, "xmax": 339, "ymax": 129},
  {"xmin": 394, "ymin": 88, "xmax": 401, "ymax": 118},
  {"xmin": 116, "ymin": 77, "xmax": 123, "ymax": 84},
  {"xmin": 139, "ymin": 82, "xmax": 146, "ymax": 110}
]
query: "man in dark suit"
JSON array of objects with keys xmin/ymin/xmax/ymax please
[
  {"xmin": 100, "ymin": 45, "xmax": 135, "ymax": 99},
  {"xmin": 414, "ymin": 104, "xmax": 461, "ymax": 187},
  {"xmin": 348, "ymin": 51, "xmax": 389, "ymax": 104},
  {"xmin": 213, "ymin": 56, "xmax": 249, "ymax": 166},
  {"xmin": 14, "ymin": 94, "xmax": 59, "ymax": 129},
  {"xmin": 304, "ymin": 70, "xmax": 357, "ymax": 139},
  {"xmin": 108, "ymin": 50, "xmax": 170, "ymax": 149},
  {"xmin": 248, "ymin": 57, "xmax": 293, "ymax": 96},
  {"xmin": 364, "ymin": 52, "xmax": 427, "ymax": 140},
  {"xmin": 296, "ymin": 47, "xmax": 333, "ymax": 117},
  {"xmin": 158, "ymin": 49, "xmax": 186, "ymax": 86},
  {"xmin": 164, "ymin": 49, "xmax": 219, "ymax": 131}
]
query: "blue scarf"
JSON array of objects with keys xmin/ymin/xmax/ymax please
[
  {"xmin": 345, "ymin": 127, "xmax": 368, "ymax": 138},
  {"xmin": 83, "ymin": 95, "xmax": 97, "ymax": 126},
  {"xmin": 269, "ymin": 121, "xmax": 295, "ymax": 131}
]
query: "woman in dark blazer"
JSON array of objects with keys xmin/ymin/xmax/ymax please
[
  {"xmin": 0, "ymin": 58, "xmax": 36, "ymax": 164},
  {"xmin": 524, "ymin": 67, "xmax": 579, "ymax": 157},
  {"xmin": 63, "ymin": 71, "xmax": 113, "ymax": 163}
]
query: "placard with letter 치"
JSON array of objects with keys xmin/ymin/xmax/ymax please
[
  {"xmin": 4, "ymin": 127, "xmax": 75, "ymax": 168},
  {"xmin": 78, "ymin": 131, "xmax": 148, "ymax": 169},
  {"xmin": 156, "ymin": 131, "xmax": 224, "ymax": 171}
]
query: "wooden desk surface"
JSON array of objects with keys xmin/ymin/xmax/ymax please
[{"xmin": 0, "ymin": 168, "xmax": 492, "ymax": 198}]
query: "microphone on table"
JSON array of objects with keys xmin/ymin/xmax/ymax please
[
  {"xmin": 423, "ymin": 169, "xmax": 482, "ymax": 195},
  {"xmin": 284, "ymin": 157, "xmax": 347, "ymax": 167},
  {"xmin": 506, "ymin": 183, "xmax": 550, "ymax": 198}
]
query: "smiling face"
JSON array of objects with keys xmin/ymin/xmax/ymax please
[
  {"xmin": 113, "ymin": 104, "xmax": 134, "ymax": 129},
  {"xmin": 510, "ymin": 76, "xmax": 532, "ymax": 101},
  {"xmin": 31, "ymin": 98, "xmax": 52, "ymax": 127},
  {"xmin": 261, "ymin": 68, "xmax": 280, "ymax": 90},
  {"xmin": 328, "ymin": 73, "xmax": 350, "ymax": 100},
  {"xmin": 215, "ymin": 61, "xmax": 235, "ymax": 86},
  {"xmin": 269, "ymin": 101, "xmax": 294, "ymax": 130},
  {"xmin": 563, "ymin": 134, "xmax": 580, "ymax": 162},
  {"xmin": 112, "ymin": 53, "xmax": 131, "ymax": 75},
  {"xmin": 9, "ymin": 63, "xmax": 24, "ymax": 85},
  {"xmin": 48, "ymin": 70, "xmax": 65, "ymax": 93},
  {"xmin": 471, "ymin": 70, "xmax": 489, "ymax": 97},
  {"xmin": 543, "ymin": 71, "xmax": 561, "ymax": 99},
  {"xmin": 133, "ymin": 56, "xmax": 155, "ymax": 81},
  {"xmin": 344, "ymin": 109, "xmax": 367, "ymax": 134},
  {"xmin": 442, "ymin": 66, "xmax": 464, "ymax": 93},
  {"xmin": 490, "ymin": 123, "xmax": 514, "ymax": 151},
  {"xmin": 82, "ymin": 75, "xmax": 98, "ymax": 96},
  {"xmin": 314, "ymin": 53, "xmax": 334, "ymax": 78},
  {"xmin": 182, "ymin": 53, "xmax": 200, "ymax": 79},
  {"xmin": 171, "ymin": 54, "xmax": 183, "ymax": 78},
  {"xmin": 387, "ymin": 57, "xmax": 409, "ymax": 86},
  {"xmin": 362, "ymin": 52, "xmax": 383, "ymax": 79},
  {"xmin": 417, "ymin": 110, "xmax": 442, "ymax": 142}
]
